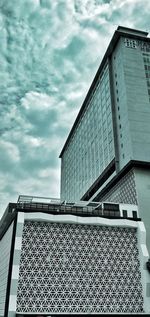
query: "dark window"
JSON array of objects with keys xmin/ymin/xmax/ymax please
[
  {"xmin": 103, "ymin": 203, "xmax": 119, "ymax": 211},
  {"xmin": 123, "ymin": 210, "xmax": 127, "ymax": 218},
  {"xmin": 147, "ymin": 80, "xmax": 150, "ymax": 87},
  {"xmin": 132, "ymin": 210, "xmax": 137, "ymax": 219}
]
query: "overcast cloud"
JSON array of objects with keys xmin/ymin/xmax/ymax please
[{"xmin": 0, "ymin": 0, "xmax": 150, "ymax": 217}]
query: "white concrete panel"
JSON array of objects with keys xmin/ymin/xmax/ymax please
[
  {"xmin": 12, "ymin": 265, "xmax": 19, "ymax": 280},
  {"xmin": 24, "ymin": 212, "xmax": 138, "ymax": 228},
  {"xmin": 17, "ymin": 212, "xmax": 24, "ymax": 223},
  {"xmin": 9, "ymin": 295, "xmax": 17, "ymax": 311},
  {"xmin": 14, "ymin": 237, "xmax": 22, "ymax": 250}
]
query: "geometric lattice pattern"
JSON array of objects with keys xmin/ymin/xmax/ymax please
[
  {"xmin": 101, "ymin": 169, "xmax": 138, "ymax": 204},
  {"xmin": 16, "ymin": 221, "xmax": 144, "ymax": 314}
]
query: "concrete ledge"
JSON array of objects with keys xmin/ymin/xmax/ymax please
[{"xmin": 24, "ymin": 212, "xmax": 138, "ymax": 228}]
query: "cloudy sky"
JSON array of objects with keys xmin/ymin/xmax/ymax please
[{"xmin": 0, "ymin": 0, "xmax": 150, "ymax": 217}]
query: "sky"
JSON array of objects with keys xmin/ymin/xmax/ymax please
[{"xmin": 0, "ymin": 0, "xmax": 150, "ymax": 217}]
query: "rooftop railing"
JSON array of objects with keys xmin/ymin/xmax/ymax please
[{"xmin": 16, "ymin": 195, "xmax": 139, "ymax": 220}]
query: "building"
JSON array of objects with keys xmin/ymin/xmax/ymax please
[
  {"xmin": 0, "ymin": 195, "xmax": 150, "ymax": 316},
  {"xmin": 1, "ymin": 25, "xmax": 150, "ymax": 317},
  {"xmin": 59, "ymin": 26, "xmax": 150, "ymax": 252}
]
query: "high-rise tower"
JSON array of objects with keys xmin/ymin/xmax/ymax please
[{"xmin": 60, "ymin": 26, "xmax": 150, "ymax": 252}]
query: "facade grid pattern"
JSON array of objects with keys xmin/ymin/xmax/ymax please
[
  {"xmin": 99, "ymin": 170, "xmax": 138, "ymax": 204},
  {"xmin": 61, "ymin": 63, "xmax": 115, "ymax": 202},
  {"xmin": 16, "ymin": 221, "xmax": 144, "ymax": 314}
]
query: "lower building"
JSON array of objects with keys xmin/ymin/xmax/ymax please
[
  {"xmin": 0, "ymin": 195, "xmax": 150, "ymax": 316},
  {"xmin": 81, "ymin": 162, "xmax": 150, "ymax": 255}
]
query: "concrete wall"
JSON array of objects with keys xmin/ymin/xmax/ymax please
[
  {"xmin": 112, "ymin": 36, "xmax": 150, "ymax": 171},
  {"xmin": 123, "ymin": 40, "xmax": 150, "ymax": 164},
  {"xmin": 137, "ymin": 221, "xmax": 150, "ymax": 314},
  {"xmin": 0, "ymin": 222, "xmax": 14, "ymax": 317},
  {"xmin": 134, "ymin": 168, "xmax": 150, "ymax": 254},
  {"xmin": 8, "ymin": 213, "xmax": 24, "ymax": 317}
]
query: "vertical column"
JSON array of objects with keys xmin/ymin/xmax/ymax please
[
  {"xmin": 108, "ymin": 56, "xmax": 120, "ymax": 173},
  {"xmin": 137, "ymin": 221, "xmax": 150, "ymax": 314},
  {"xmin": 0, "ymin": 221, "xmax": 14, "ymax": 317},
  {"xmin": 8, "ymin": 212, "xmax": 24, "ymax": 317}
]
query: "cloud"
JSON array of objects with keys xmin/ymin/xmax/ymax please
[
  {"xmin": 21, "ymin": 91, "xmax": 55, "ymax": 110},
  {"xmin": 0, "ymin": 140, "xmax": 20, "ymax": 170},
  {"xmin": 0, "ymin": 0, "xmax": 150, "ymax": 216}
]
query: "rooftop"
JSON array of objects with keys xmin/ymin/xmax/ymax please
[{"xmin": 0, "ymin": 195, "xmax": 140, "ymax": 240}]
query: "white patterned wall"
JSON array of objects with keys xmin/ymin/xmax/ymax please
[
  {"xmin": 100, "ymin": 169, "xmax": 137, "ymax": 204},
  {"xmin": 16, "ymin": 220, "xmax": 144, "ymax": 314},
  {"xmin": 0, "ymin": 222, "xmax": 14, "ymax": 317}
]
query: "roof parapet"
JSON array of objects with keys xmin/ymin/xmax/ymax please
[{"xmin": 117, "ymin": 26, "xmax": 148, "ymax": 37}]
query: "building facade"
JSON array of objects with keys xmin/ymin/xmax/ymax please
[
  {"xmin": 0, "ymin": 196, "xmax": 150, "ymax": 316},
  {"xmin": 59, "ymin": 26, "xmax": 150, "ymax": 252}
]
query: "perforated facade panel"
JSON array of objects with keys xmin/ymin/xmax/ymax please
[
  {"xmin": 99, "ymin": 169, "xmax": 137, "ymax": 204},
  {"xmin": 16, "ymin": 220, "xmax": 144, "ymax": 314}
]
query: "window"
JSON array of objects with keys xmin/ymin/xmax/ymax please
[
  {"xmin": 123, "ymin": 210, "xmax": 127, "ymax": 218},
  {"xmin": 132, "ymin": 210, "xmax": 137, "ymax": 219},
  {"xmin": 124, "ymin": 38, "xmax": 137, "ymax": 49},
  {"xmin": 147, "ymin": 80, "xmax": 150, "ymax": 87}
]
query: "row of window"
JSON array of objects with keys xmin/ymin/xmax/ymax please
[
  {"xmin": 143, "ymin": 57, "xmax": 150, "ymax": 64},
  {"xmin": 62, "ymin": 65, "xmax": 115, "ymax": 201},
  {"xmin": 124, "ymin": 38, "xmax": 150, "ymax": 53},
  {"xmin": 144, "ymin": 65, "xmax": 150, "ymax": 71},
  {"xmin": 114, "ymin": 68, "xmax": 125, "ymax": 161},
  {"xmin": 143, "ymin": 52, "xmax": 150, "ymax": 100}
]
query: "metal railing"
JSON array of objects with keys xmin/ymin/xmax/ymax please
[{"xmin": 16, "ymin": 196, "xmax": 122, "ymax": 218}]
